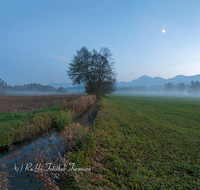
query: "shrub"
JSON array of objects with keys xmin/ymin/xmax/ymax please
[
  {"xmin": 33, "ymin": 112, "xmax": 53, "ymax": 131},
  {"xmin": 54, "ymin": 111, "xmax": 73, "ymax": 128},
  {"xmin": 67, "ymin": 95, "xmax": 96, "ymax": 115}
]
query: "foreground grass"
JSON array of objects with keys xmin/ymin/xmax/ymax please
[
  {"xmin": 0, "ymin": 95, "xmax": 97, "ymax": 190},
  {"xmin": 0, "ymin": 103, "xmax": 72, "ymax": 147},
  {"xmin": 0, "ymin": 95, "xmax": 96, "ymax": 147},
  {"xmin": 69, "ymin": 95, "xmax": 200, "ymax": 189}
]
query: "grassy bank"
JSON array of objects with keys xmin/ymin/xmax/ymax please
[
  {"xmin": 0, "ymin": 104, "xmax": 71, "ymax": 147},
  {"xmin": 0, "ymin": 95, "xmax": 96, "ymax": 147},
  {"xmin": 69, "ymin": 95, "xmax": 200, "ymax": 189}
]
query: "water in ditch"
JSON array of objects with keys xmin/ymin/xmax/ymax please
[{"xmin": 0, "ymin": 104, "xmax": 97, "ymax": 190}]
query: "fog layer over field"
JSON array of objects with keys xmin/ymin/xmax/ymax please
[
  {"xmin": 115, "ymin": 82, "xmax": 200, "ymax": 97},
  {"xmin": 114, "ymin": 89, "xmax": 200, "ymax": 97},
  {"xmin": 5, "ymin": 91, "xmax": 85, "ymax": 95},
  {"xmin": 6, "ymin": 91, "xmax": 56, "ymax": 95}
]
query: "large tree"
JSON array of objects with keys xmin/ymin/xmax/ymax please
[{"xmin": 67, "ymin": 47, "xmax": 117, "ymax": 97}]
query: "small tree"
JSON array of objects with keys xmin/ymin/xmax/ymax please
[
  {"xmin": 189, "ymin": 80, "xmax": 200, "ymax": 94},
  {"xmin": 57, "ymin": 87, "xmax": 66, "ymax": 93},
  {"xmin": 164, "ymin": 83, "xmax": 175, "ymax": 92},
  {"xmin": 67, "ymin": 47, "xmax": 117, "ymax": 98},
  {"xmin": 177, "ymin": 83, "xmax": 186, "ymax": 93}
]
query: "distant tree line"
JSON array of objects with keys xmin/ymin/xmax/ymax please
[
  {"xmin": 0, "ymin": 78, "xmax": 61, "ymax": 95},
  {"xmin": 163, "ymin": 81, "xmax": 200, "ymax": 94},
  {"xmin": 20, "ymin": 83, "xmax": 56, "ymax": 92},
  {"xmin": 118, "ymin": 81, "xmax": 200, "ymax": 95}
]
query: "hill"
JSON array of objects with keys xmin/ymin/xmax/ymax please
[{"xmin": 117, "ymin": 74, "xmax": 200, "ymax": 87}]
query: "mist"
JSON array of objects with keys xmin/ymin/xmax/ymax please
[
  {"xmin": 5, "ymin": 91, "xmax": 57, "ymax": 95},
  {"xmin": 114, "ymin": 87, "xmax": 200, "ymax": 98}
]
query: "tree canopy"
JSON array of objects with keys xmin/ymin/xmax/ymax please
[
  {"xmin": 67, "ymin": 47, "xmax": 117, "ymax": 97},
  {"xmin": 57, "ymin": 87, "xmax": 66, "ymax": 93}
]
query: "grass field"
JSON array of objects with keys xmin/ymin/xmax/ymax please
[
  {"xmin": 71, "ymin": 95, "xmax": 200, "ymax": 189},
  {"xmin": 1, "ymin": 94, "xmax": 200, "ymax": 189}
]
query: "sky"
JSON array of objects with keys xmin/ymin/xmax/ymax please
[{"xmin": 0, "ymin": 0, "xmax": 200, "ymax": 86}]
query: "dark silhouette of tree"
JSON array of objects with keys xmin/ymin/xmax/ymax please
[
  {"xmin": 0, "ymin": 78, "xmax": 8, "ymax": 93},
  {"xmin": 57, "ymin": 87, "xmax": 66, "ymax": 93},
  {"xmin": 164, "ymin": 83, "xmax": 175, "ymax": 91},
  {"xmin": 67, "ymin": 47, "xmax": 117, "ymax": 97},
  {"xmin": 177, "ymin": 83, "xmax": 186, "ymax": 92},
  {"xmin": 189, "ymin": 81, "xmax": 200, "ymax": 93}
]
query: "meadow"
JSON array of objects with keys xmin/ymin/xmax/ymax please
[
  {"xmin": 1, "ymin": 94, "xmax": 200, "ymax": 189},
  {"xmin": 70, "ymin": 95, "xmax": 200, "ymax": 189}
]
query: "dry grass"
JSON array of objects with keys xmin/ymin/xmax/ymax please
[
  {"xmin": 62, "ymin": 94, "xmax": 96, "ymax": 115},
  {"xmin": 30, "ymin": 95, "xmax": 97, "ymax": 189},
  {"xmin": 0, "ymin": 171, "xmax": 11, "ymax": 190},
  {"xmin": 27, "ymin": 122, "xmax": 90, "ymax": 190}
]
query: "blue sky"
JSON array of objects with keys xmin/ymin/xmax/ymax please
[{"xmin": 0, "ymin": 0, "xmax": 200, "ymax": 86}]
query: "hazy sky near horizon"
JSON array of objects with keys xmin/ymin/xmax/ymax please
[{"xmin": 1, "ymin": 0, "xmax": 200, "ymax": 86}]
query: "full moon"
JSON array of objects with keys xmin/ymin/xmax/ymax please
[{"xmin": 162, "ymin": 29, "xmax": 165, "ymax": 33}]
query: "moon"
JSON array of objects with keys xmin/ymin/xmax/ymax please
[{"xmin": 162, "ymin": 29, "xmax": 166, "ymax": 33}]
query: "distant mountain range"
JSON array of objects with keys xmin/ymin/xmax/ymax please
[
  {"xmin": 49, "ymin": 74, "xmax": 200, "ymax": 88},
  {"xmin": 117, "ymin": 74, "xmax": 200, "ymax": 87}
]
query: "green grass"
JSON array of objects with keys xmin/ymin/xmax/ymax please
[
  {"xmin": 0, "ymin": 103, "xmax": 72, "ymax": 147},
  {"xmin": 0, "ymin": 103, "xmax": 62, "ymax": 124},
  {"xmin": 71, "ymin": 95, "xmax": 200, "ymax": 189}
]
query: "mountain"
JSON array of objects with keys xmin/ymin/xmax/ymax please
[
  {"xmin": 117, "ymin": 74, "xmax": 200, "ymax": 87},
  {"xmin": 167, "ymin": 75, "xmax": 200, "ymax": 85},
  {"xmin": 167, "ymin": 75, "xmax": 187, "ymax": 83},
  {"xmin": 117, "ymin": 75, "xmax": 166, "ymax": 87},
  {"xmin": 130, "ymin": 75, "xmax": 166, "ymax": 87},
  {"xmin": 49, "ymin": 74, "xmax": 200, "ymax": 88}
]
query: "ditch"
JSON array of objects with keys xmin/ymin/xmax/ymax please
[{"xmin": 0, "ymin": 103, "xmax": 98, "ymax": 190}]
